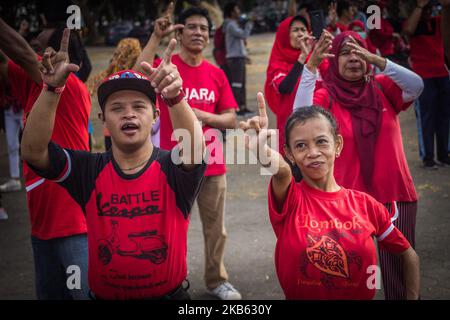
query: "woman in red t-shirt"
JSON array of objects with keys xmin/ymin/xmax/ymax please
[
  {"xmin": 240, "ymin": 98, "xmax": 420, "ymax": 299},
  {"xmin": 293, "ymin": 31, "xmax": 424, "ymax": 299}
]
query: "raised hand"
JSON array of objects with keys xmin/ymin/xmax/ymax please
[
  {"xmin": 153, "ymin": 2, "xmax": 184, "ymax": 39},
  {"xmin": 140, "ymin": 38, "xmax": 182, "ymax": 99},
  {"xmin": 239, "ymin": 93, "xmax": 273, "ymax": 152},
  {"xmin": 328, "ymin": 1, "xmax": 338, "ymax": 24},
  {"xmin": 297, "ymin": 33, "xmax": 314, "ymax": 63},
  {"xmin": 40, "ymin": 28, "xmax": 80, "ymax": 87},
  {"xmin": 346, "ymin": 35, "xmax": 386, "ymax": 70},
  {"xmin": 307, "ymin": 29, "xmax": 334, "ymax": 70}
]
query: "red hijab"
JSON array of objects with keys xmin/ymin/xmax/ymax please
[
  {"xmin": 265, "ymin": 16, "xmax": 304, "ymax": 116},
  {"xmin": 323, "ymin": 31, "xmax": 382, "ymax": 190}
]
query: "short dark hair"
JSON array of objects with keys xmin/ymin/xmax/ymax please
[
  {"xmin": 224, "ymin": 2, "xmax": 238, "ymax": 18},
  {"xmin": 177, "ymin": 7, "xmax": 213, "ymax": 33},
  {"xmin": 337, "ymin": 0, "xmax": 352, "ymax": 17},
  {"xmin": 290, "ymin": 15, "xmax": 309, "ymax": 29},
  {"xmin": 284, "ymin": 106, "xmax": 339, "ymax": 148}
]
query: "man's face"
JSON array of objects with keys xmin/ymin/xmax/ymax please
[
  {"xmin": 179, "ymin": 15, "xmax": 209, "ymax": 54},
  {"xmin": 103, "ymin": 90, "xmax": 158, "ymax": 152}
]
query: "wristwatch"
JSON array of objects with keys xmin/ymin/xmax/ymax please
[
  {"xmin": 43, "ymin": 83, "xmax": 65, "ymax": 94},
  {"xmin": 161, "ymin": 89, "xmax": 186, "ymax": 107}
]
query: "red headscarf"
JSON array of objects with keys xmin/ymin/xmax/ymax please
[
  {"xmin": 264, "ymin": 16, "xmax": 304, "ymax": 116},
  {"xmin": 323, "ymin": 31, "xmax": 382, "ymax": 190}
]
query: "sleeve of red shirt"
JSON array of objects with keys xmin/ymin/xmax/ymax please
[
  {"xmin": 268, "ymin": 176, "xmax": 298, "ymax": 218},
  {"xmin": 268, "ymin": 177, "xmax": 302, "ymax": 238},
  {"xmin": 375, "ymin": 74, "xmax": 412, "ymax": 114},
  {"xmin": 216, "ymin": 69, "xmax": 238, "ymax": 113},
  {"xmin": 368, "ymin": 197, "xmax": 411, "ymax": 254}
]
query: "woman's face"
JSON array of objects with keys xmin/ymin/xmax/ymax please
[
  {"xmin": 338, "ymin": 42, "xmax": 367, "ymax": 81},
  {"xmin": 289, "ymin": 20, "xmax": 308, "ymax": 49},
  {"xmin": 285, "ymin": 115, "xmax": 343, "ymax": 184}
]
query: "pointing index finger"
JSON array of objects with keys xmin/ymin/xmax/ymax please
[
  {"xmin": 163, "ymin": 39, "xmax": 177, "ymax": 64},
  {"xmin": 257, "ymin": 92, "xmax": 267, "ymax": 119},
  {"xmin": 60, "ymin": 28, "xmax": 70, "ymax": 53}
]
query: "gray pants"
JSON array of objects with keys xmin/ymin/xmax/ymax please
[
  {"xmin": 4, "ymin": 108, "xmax": 23, "ymax": 179},
  {"xmin": 226, "ymin": 57, "xmax": 246, "ymax": 109}
]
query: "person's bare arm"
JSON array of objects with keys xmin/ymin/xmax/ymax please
[
  {"xmin": 400, "ymin": 247, "xmax": 421, "ymax": 300},
  {"xmin": 133, "ymin": 2, "xmax": 183, "ymax": 73},
  {"xmin": 193, "ymin": 108, "xmax": 237, "ymax": 130},
  {"xmin": 0, "ymin": 18, "xmax": 41, "ymax": 84},
  {"xmin": 439, "ymin": 0, "xmax": 450, "ymax": 66},
  {"xmin": 288, "ymin": 0, "xmax": 298, "ymax": 17},
  {"xmin": 141, "ymin": 39, "xmax": 205, "ymax": 171},
  {"xmin": 21, "ymin": 29, "xmax": 80, "ymax": 170},
  {"xmin": 240, "ymin": 93, "xmax": 292, "ymax": 206},
  {"xmin": 403, "ymin": 0, "xmax": 430, "ymax": 36}
]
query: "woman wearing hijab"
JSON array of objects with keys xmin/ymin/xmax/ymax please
[
  {"xmin": 264, "ymin": 15, "xmax": 313, "ymax": 154},
  {"xmin": 293, "ymin": 31, "xmax": 424, "ymax": 300},
  {"xmin": 86, "ymin": 38, "xmax": 144, "ymax": 150}
]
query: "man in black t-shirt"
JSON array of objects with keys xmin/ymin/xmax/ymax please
[{"xmin": 21, "ymin": 29, "xmax": 206, "ymax": 300}]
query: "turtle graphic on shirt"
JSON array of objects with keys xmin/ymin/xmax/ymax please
[{"xmin": 300, "ymin": 230, "xmax": 362, "ymax": 289}]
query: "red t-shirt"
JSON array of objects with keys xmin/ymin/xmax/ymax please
[
  {"xmin": 30, "ymin": 143, "xmax": 206, "ymax": 299},
  {"xmin": 7, "ymin": 60, "xmax": 91, "ymax": 239},
  {"xmin": 407, "ymin": 16, "xmax": 448, "ymax": 79},
  {"xmin": 313, "ymin": 75, "xmax": 417, "ymax": 203},
  {"xmin": 268, "ymin": 178, "xmax": 410, "ymax": 300},
  {"xmin": 156, "ymin": 54, "xmax": 238, "ymax": 176},
  {"xmin": 369, "ymin": 18, "xmax": 395, "ymax": 56}
]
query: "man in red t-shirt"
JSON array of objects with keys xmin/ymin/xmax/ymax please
[
  {"xmin": 0, "ymin": 19, "xmax": 90, "ymax": 299},
  {"xmin": 134, "ymin": 6, "xmax": 241, "ymax": 300},
  {"xmin": 403, "ymin": 1, "xmax": 450, "ymax": 168},
  {"xmin": 21, "ymin": 31, "xmax": 206, "ymax": 299}
]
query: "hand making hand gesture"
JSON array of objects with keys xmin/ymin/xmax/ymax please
[
  {"xmin": 307, "ymin": 29, "xmax": 334, "ymax": 72},
  {"xmin": 239, "ymin": 93, "xmax": 273, "ymax": 153},
  {"xmin": 345, "ymin": 35, "xmax": 387, "ymax": 70},
  {"xmin": 39, "ymin": 28, "xmax": 80, "ymax": 87},
  {"xmin": 140, "ymin": 38, "xmax": 182, "ymax": 99},
  {"xmin": 153, "ymin": 2, "xmax": 184, "ymax": 39}
]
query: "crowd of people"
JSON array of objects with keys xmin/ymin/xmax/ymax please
[{"xmin": 0, "ymin": 0, "xmax": 449, "ymax": 300}]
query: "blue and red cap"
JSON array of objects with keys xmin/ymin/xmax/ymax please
[{"xmin": 97, "ymin": 70, "xmax": 157, "ymax": 111}]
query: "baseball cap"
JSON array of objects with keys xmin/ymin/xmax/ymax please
[{"xmin": 97, "ymin": 70, "xmax": 157, "ymax": 111}]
